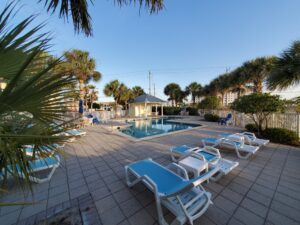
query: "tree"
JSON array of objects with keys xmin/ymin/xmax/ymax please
[
  {"xmin": 267, "ymin": 41, "xmax": 300, "ymax": 90},
  {"xmin": 120, "ymin": 87, "xmax": 134, "ymax": 110},
  {"xmin": 38, "ymin": 0, "xmax": 165, "ymax": 36},
  {"xmin": 86, "ymin": 85, "xmax": 98, "ymax": 110},
  {"xmin": 60, "ymin": 49, "xmax": 102, "ymax": 114},
  {"xmin": 132, "ymin": 86, "xmax": 145, "ymax": 98},
  {"xmin": 231, "ymin": 93, "xmax": 286, "ymax": 134},
  {"xmin": 0, "ymin": 4, "xmax": 77, "ymax": 191},
  {"xmin": 164, "ymin": 83, "xmax": 181, "ymax": 106},
  {"xmin": 241, "ymin": 57, "xmax": 275, "ymax": 93},
  {"xmin": 186, "ymin": 82, "xmax": 202, "ymax": 104},
  {"xmin": 199, "ymin": 96, "xmax": 220, "ymax": 110},
  {"xmin": 174, "ymin": 89, "xmax": 188, "ymax": 106},
  {"xmin": 229, "ymin": 67, "xmax": 250, "ymax": 98},
  {"xmin": 103, "ymin": 80, "xmax": 124, "ymax": 110}
]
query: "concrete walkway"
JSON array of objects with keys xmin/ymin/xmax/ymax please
[{"xmin": 1, "ymin": 122, "xmax": 300, "ymax": 225}]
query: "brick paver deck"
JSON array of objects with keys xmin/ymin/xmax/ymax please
[{"xmin": 1, "ymin": 121, "xmax": 300, "ymax": 225}]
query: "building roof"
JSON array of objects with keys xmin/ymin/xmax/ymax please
[{"xmin": 131, "ymin": 94, "xmax": 165, "ymax": 104}]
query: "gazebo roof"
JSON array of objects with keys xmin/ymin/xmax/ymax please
[{"xmin": 131, "ymin": 94, "xmax": 165, "ymax": 104}]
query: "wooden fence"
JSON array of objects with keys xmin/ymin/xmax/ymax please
[{"xmin": 208, "ymin": 110, "xmax": 300, "ymax": 138}]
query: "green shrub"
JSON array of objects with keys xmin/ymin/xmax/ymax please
[
  {"xmin": 152, "ymin": 106, "xmax": 181, "ymax": 115},
  {"xmin": 262, "ymin": 128, "xmax": 299, "ymax": 146},
  {"xmin": 187, "ymin": 107, "xmax": 199, "ymax": 116},
  {"xmin": 245, "ymin": 123, "xmax": 258, "ymax": 133},
  {"xmin": 204, "ymin": 113, "xmax": 220, "ymax": 122},
  {"xmin": 165, "ymin": 107, "xmax": 181, "ymax": 115},
  {"xmin": 199, "ymin": 96, "xmax": 220, "ymax": 110}
]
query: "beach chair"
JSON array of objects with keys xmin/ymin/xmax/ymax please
[
  {"xmin": 170, "ymin": 145, "xmax": 238, "ymax": 181},
  {"xmin": 220, "ymin": 132, "xmax": 269, "ymax": 146},
  {"xmin": 65, "ymin": 129, "xmax": 86, "ymax": 136},
  {"xmin": 170, "ymin": 145, "xmax": 221, "ymax": 164},
  {"xmin": 23, "ymin": 144, "xmax": 64, "ymax": 157},
  {"xmin": 202, "ymin": 136, "xmax": 259, "ymax": 159},
  {"xmin": 218, "ymin": 113, "xmax": 233, "ymax": 126},
  {"xmin": 2, "ymin": 155, "xmax": 60, "ymax": 183},
  {"xmin": 125, "ymin": 158, "xmax": 218, "ymax": 225}
]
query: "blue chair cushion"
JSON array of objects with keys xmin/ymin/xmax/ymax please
[
  {"xmin": 172, "ymin": 145, "xmax": 192, "ymax": 154},
  {"xmin": 200, "ymin": 151, "xmax": 217, "ymax": 162},
  {"xmin": 128, "ymin": 159, "xmax": 191, "ymax": 196},
  {"xmin": 203, "ymin": 137, "xmax": 218, "ymax": 143}
]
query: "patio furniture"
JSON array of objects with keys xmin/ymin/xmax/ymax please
[
  {"xmin": 23, "ymin": 144, "xmax": 64, "ymax": 157},
  {"xmin": 178, "ymin": 155, "xmax": 209, "ymax": 178},
  {"xmin": 66, "ymin": 129, "xmax": 86, "ymax": 136},
  {"xmin": 171, "ymin": 145, "xmax": 239, "ymax": 181},
  {"xmin": 220, "ymin": 132, "xmax": 270, "ymax": 146},
  {"xmin": 1, "ymin": 155, "xmax": 60, "ymax": 183},
  {"xmin": 125, "ymin": 158, "xmax": 218, "ymax": 225},
  {"xmin": 202, "ymin": 136, "xmax": 259, "ymax": 159},
  {"xmin": 170, "ymin": 145, "xmax": 221, "ymax": 164},
  {"xmin": 218, "ymin": 113, "xmax": 233, "ymax": 126}
]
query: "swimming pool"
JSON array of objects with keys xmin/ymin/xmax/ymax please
[{"xmin": 120, "ymin": 118, "xmax": 200, "ymax": 139}]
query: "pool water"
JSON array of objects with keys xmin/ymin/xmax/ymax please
[{"xmin": 120, "ymin": 118, "xmax": 200, "ymax": 139}]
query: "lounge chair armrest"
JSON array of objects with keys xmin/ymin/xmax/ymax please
[
  {"xmin": 166, "ymin": 163, "xmax": 189, "ymax": 180},
  {"xmin": 192, "ymin": 166, "xmax": 220, "ymax": 187},
  {"xmin": 241, "ymin": 132, "xmax": 256, "ymax": 138},
  {"xmin": 188, "ymin": 152, "xmax": 206, "ymax": 162},
  {"xmin": 201, "ymin": 146, "xmax": 221, "ymax": 158}
]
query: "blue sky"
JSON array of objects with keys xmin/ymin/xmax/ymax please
[{"xmin": 9, "ymin": 0, "xmax": 300, "ymax": 101}]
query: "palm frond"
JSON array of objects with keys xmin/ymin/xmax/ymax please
[
  {"xmin": 267, "ymin": 41, "xmax": 300, "ymax": 90},
  {"xmin": 39, "ymin": 0, "xmax": 165, "ymax": 36},
  {"xmin": 0, "ymin": 4, "xmax": 78, "ymax": 188}
]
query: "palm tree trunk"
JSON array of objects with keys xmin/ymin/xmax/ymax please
[
  {"xmin": 79, "ymin": 79, "xmax": 85, "ymax": 116},
  {"xmin": 79, "ymin": 80, "xmax": 85, "ymax": 100},
  {"xmin": 255, "ymin": 82, "xmax": 263, "ymax": 93}
]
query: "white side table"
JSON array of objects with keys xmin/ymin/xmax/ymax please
[{"xmin": 179, "ymin": 156, "xmax": 208, "ymax": 178}]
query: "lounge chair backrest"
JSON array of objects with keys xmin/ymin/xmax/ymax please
[
  {"xmin": 226, "ymin": 113, "xmax": 232, "ymax": 119},
  {"xmin": 225, "ymin": 134, "xmax": 245, "ymax": 147}
]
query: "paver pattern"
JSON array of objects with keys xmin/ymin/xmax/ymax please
[{"xmin": 1, "ymin": 121, "xmax": 300, "ymax": 225}]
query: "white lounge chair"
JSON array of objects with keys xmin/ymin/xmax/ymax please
[
  {"xmin": 125, "ymin": 158, "xmax": 218, "ymax": 225},
  {"xmin": 23, "ymin": 144, "xmax": 64, "ymax": 157},
  {"xmin": 2, "ymin": 155, "xmax": 60, "ymax": 183},
  {"xmin": 65, "ymin": 129, "xmax": 86, "ymax": 137},
  {"xmin": 170, "ymin": 145, "xmax": 239, "ymax": 181},
  {"xmin": 170, "ymin": 145, "xmax": 221, "ymax": 164},
  {"xmin": 202, "ymin": 136, "xmax": 259, "ymax": 159},
  {"xmin": 220, "ymin": 132, "xmax": 269, "ymax": 146}
]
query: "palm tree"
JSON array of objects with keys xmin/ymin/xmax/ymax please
[
  {"xmin": 241, "ymin": 57, "xmax": 275, "ymax": 93},
  {"xmin": 229, "ymin": 67, "xmax": 250, "ymax": 98},
  {"xmin": 186, "ymin": 82, "xmax": 202, "ymax": 104},
  {"xmin": 88, "ymin": 85, "xmax": 98, "ymax": 109},
  {"xmin": 0, "ymin": 4, "xmax": 77, "ymax": 190},
  {"xmin": 164, "ymin": 83, "xmax": 181, "ymax": 106},
  {"xmin": 60, "ymin": 49, "xmax": 102, "ymax": 113},
  {"xmin": 38, "ymin": 0, "xmax": 165, "ymax": 36},
  {"xmin": 267, "ymin": 41, "xmax": 300, "ymax": 90},
  {"xmin": 174, "ymin": 89, "xmax": 188, "ymax": 106},
  {"xmin": 132, "ymin": 86, "xmax": 145, "ymax": 98},
  {"xmin": 104, "ymin": 80, "xmax": 122, "ymax": 110},
  {"xmin": 120, "ymin": 87, "xmax": 134, "ymax": 110}
]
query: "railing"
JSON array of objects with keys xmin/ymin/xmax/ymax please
[{"xmin": 207, "ymin": 110, "xmax": 300, "ymax": 138}]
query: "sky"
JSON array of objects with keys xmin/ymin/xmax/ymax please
[{"xmin": 7, "ymin": 0, "xmax": 300, "ymax": 101}]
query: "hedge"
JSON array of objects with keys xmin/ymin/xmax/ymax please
[{"xmin": 204, "ymin": 113, "xmax": 220, "ymax": 122}]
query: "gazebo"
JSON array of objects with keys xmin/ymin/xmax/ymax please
[{"xmin": 129, "ymin": 94, "xmax": 165, "ymax": 118}]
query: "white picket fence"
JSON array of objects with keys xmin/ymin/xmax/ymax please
[{"xmin": 209, "ymin": 110, "xmax": 300, "ymax": 138}]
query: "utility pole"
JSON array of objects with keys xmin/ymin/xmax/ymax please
[
  {"xmin": 153, "ymin": 83, "xmax": 156, "ymax": 96},
  {"xmin": 148, "ymin": 71, "xmax": 151, "ymax": 95}
]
